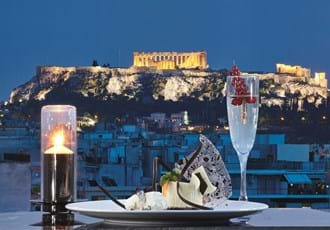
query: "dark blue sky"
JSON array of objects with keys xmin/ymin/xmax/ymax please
[{"xmin": 0, "ymin": 0, "xmax": 329, "ymax": 100}]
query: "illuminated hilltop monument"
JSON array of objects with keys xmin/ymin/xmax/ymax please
[
  {"xmin": 133, "ymin": 51, "xmax": 208, "ymax": 70},
  {"xmin": 276, "ymin": 63, "xmax": 311, "ymax": 77},
  {"xmin": 276, "ymin": 63, "xmax": 327, "ymax": 88},
  {"xmin": 312, "ymin": 72, "xmax": 327, "ymax": 88}
]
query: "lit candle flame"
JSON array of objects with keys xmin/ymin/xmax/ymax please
[
  {"xmin": 45, "ymin": 131, "xmax": 73, "ymax": 154},
  {"xmin": 53, "ymin": 132, "xmax": 65, "ymax": 147}
]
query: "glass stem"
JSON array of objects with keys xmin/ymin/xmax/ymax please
[{"xmin": 238, "ymin": 154, "xmax": 249, "ymax": 201}]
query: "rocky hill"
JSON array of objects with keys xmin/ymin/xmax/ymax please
[
  {"xmin": 4, "ymin": 65, "xmax": 330, "ymax": 143},
  {"xmin": 9, "ymin": 66, "xmax": 328, "ymax": 111}
]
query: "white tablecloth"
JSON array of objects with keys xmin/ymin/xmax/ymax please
[{"xmin": 0, "ymin": 208, "xmax": 330, "ymax": 229}]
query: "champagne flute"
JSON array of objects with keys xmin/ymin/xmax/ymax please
[{"xmin": 226, "ymin": 75, "xmax": 259, "ymax": 201}]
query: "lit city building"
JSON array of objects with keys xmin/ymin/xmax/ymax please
[
  {"xmin": 1, "ymin": 118, "xmax": 329, "ymax": 209},
  {"xmin": 276, "ymin": 63, "xmax": 311, "ymax": 77},
  {"xmin": 311, "ymin": 72, "xmax": 328, "ymax": 88},
  {"xmin": 133, "ymin": 51, "xmax": 208, "ymax": 70}
]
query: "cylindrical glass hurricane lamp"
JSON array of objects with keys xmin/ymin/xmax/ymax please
[{"xmin": 41, "ymin": 105, "xmax": 77, "ymax": 213}]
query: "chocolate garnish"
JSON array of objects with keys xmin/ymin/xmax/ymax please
[
  {"xmin": 175, "ymin": 135, "xmax": 232, "ymax": 204},
  {"xmin": 176, "ymin": 143, "xmax": 213, "ymax": 210},
  {"xmin": 195, "ymin": 172, "xmax": 208, "ymax": 195}
]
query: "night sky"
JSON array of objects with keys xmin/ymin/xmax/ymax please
[{"xmin": 0, "ymin": 0, "xmax": 329, "ymax": 100}]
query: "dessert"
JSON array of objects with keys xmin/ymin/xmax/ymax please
[
  {"xmin": 161, "ymin": 166, "xmax": 216, "ymax": 208},
  {"xmin": 118, "ymin": 135, "xmax": 232, "ymax": 210},
  {"xmin": 125, "ymin": 191, "xmax": 168, "ymax": 210}
]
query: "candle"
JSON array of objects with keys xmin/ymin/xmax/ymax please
[
  {"xmin": 41, "ymin": 105, "xmax": 77, "ymax": 214},
  {"xmin": 44, "ymin": 131, "xmax": 73, "ymax": 155}
]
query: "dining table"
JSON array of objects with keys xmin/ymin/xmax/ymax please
[{"xmin": 0, "ymin": 208, "xmax": 330, "ymax": 229}]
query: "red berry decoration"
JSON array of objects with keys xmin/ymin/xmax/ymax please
[
  {"xmin": 232, "ymin": 97, "xmax": 243, "ymax": 106},
  {"xmin": 229, "ymin": 64, "xmax": 256, "ymax": 106},
  {"xmin": 246, "ymin": 97, "xmax": 256, "ymax": 104}
]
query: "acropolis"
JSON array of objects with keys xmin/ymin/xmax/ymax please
[
  {"xmin": 133, "ymin": 51, "xmax": 208, "ymax": 70},
  {"xmin": 275, "ymin": 63, "xmax": 327, "ymax": 88},
  {"xmin": 276, "ymin": 63, "xmax": 311, "ymax": 77}
]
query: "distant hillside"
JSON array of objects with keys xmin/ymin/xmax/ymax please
[
  {"xmin": 9, "ymin": 66, "xmax": 328, "ymax": 110},
  {"xmin": 4, "ymin": 66, "xmax": 330, "ymax": 143}
]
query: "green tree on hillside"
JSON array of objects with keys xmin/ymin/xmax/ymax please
[{"xmin": 92, "ymin": 60, "xmax": 99, "ymax": 66}]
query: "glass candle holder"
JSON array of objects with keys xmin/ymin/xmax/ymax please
[{"xmin": 41, "ymin": 105, "xmax": 77, "ymax": 213}]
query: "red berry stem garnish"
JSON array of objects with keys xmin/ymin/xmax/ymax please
[
  {"xmin": 229, "ymin": 64, "xmax": 257, "ymax": 124},
  {"xmin": 230, "ymin": 65, "xmax": 256, "ymax": 106}
]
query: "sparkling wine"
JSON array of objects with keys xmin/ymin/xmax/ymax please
[
  {"xmin": 227, "ymin": 95, "xmax": 258, "ymax": 155},
  {"xmin": 226, "ymin": 73, "xmax": 259, "ymax": 201}
]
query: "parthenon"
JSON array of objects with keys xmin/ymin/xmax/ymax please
[{"xmin": 133, "ymin": 51, "xmax": 208, "ymax": 70}]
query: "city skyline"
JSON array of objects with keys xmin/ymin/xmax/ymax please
[
  {"xmin": 1, "ymin": 0, "xmax": 330, "ymax": 100},
  {"xmin": 1, "ymin": 1, "xmax": 330, "ymax": 225}
]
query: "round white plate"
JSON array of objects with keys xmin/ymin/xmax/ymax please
[{"xmin": 66, "ymin": 200, "xmax": 268, "ymax": 226}]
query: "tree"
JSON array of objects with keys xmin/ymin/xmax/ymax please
[{"xmin": 92, "ymin": 60, "xmax": 99, "ymax": 66}]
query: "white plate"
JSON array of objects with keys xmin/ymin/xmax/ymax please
[{"xmin": 66, "ymin": 200, "xmax": 268, "ymax": 226}]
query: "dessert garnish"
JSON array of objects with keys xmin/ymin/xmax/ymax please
[
  {"xmin": 160, "ymin": 169, "xmax": 180, "ymax": 196},
  {"xmin": 175, "ymin": 135, "xmax": 232, "ymax": 207},
  {"xmin": 230, "ymin": 64, "xmax": 257, "ymax": 124}
]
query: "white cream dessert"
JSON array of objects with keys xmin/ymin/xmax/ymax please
[
  {"xmin": 162, "ymin": 166, "xmax": 217, "ymax": 208},
  {"xmin": 125, "ymin": 135, "xmax": 232, "ymax": 210},
  {"xmin": 125, "ymin": 191, "xmax": 168, "ymax": 210}
]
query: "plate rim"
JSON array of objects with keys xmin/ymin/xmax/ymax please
[{"xmin": 66, "ymin": 199, "xmax": 269, "ymax": 214}]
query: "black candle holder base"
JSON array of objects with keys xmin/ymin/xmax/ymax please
[
  {"xmin": 42, "ymin": 213, "xmax": 74, "ymax": 226},
  {"xmin": 32, "ymin": 212, "xmax": 84, "ymax": 227},
  {"xmin": 42, "ymin": 201, "xmax": 73, "ymax": 213}
]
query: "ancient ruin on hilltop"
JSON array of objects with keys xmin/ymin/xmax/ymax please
[{"xmin": 133, "ymin": 51, "xmax": 208, "ymax": 70}]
